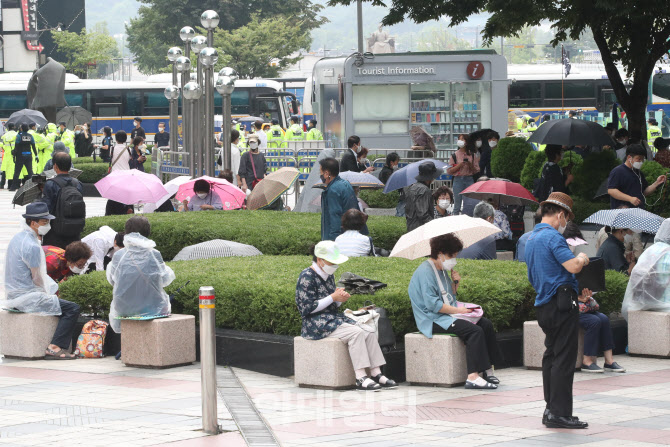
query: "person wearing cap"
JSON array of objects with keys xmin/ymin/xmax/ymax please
[
  {"xmin": 43, "ymin": 141, "xmax": 69, "ymax": 171},
  {"xmin": 647, "ymin": 119, "xmax": 662, "ymax": 150},
  {"xmin": 404, "ymin": 162, "xmax": 441, "ymax": 232},
  {"xmin": 238, "ymin": 134, "xmax": 266, "ymax": 193},
  {"xmin": 1, "ymin": 202, "xmax": 81, "ymax": 359},
  {"xmin": 266, "ymin": 118, "xmax": 285, "ymax": 149},
  {"xmin": 251, "ymin": 120, "xmax": 267, "ymax": 151},
  {"xmin": 284, "ymin": 116, "xmax": 305, "ymax": 141},
  {"xmin": 8, "ymin": 123, "xmax": 38, "ymax": 191},
  {"xmin": 319, "ymin": 157, "xmax": 367, "ymax": 241},
  {"xmin": 29, "ymin": 122, "xmax": 51, "ymax": 173},
  {"xmin": 130, "ymin": 117, "xmax": 145, "ymax": 141},
  {"xmin": 607, "ymin": 143, "xmax": 666, "ymax": 210},
  {"xmin": 525, "ymin": 192, "xmax": 591, "ymax": 429},
  {"xmin": 653, "ymin": 137, "xmax": 670, "ymax": 168},
  {"xmin": 57, "ymin": 122, "xmax": 75, "ymax": 157},
  {"xmin": 306, "ymin": 119, "xmax": 324, "ymax": 141},
  {"xmin": 295, "ymin": 241, "xmax": 397, "ymax": 391}
]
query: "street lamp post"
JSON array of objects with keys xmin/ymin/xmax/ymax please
[
  {"xmin": 200, "ymin": 10, "xmax": 220, "ymax": 47},
  {"xmin": 179, "ymin": 27, "xmax": 195, "ymax": 88},
  {"xmin": 191, "ymin": 35, "xmax": 207, "ymax": 176},
  {"xmin": 167, "ymin": 47, "xmax": 183, "ymax": 153},
  {"xmin": 183, "ymin": 81, "xmax": 202, "ymax": 178},
  {"xmin": 175, "ymin": 56, "xmax": 192, "ymax": 170},
  {"xmin": 215, "ymin": 67, "xmax": 238, "ymax": 171},
  {"xmin": 164, "ymin": 85, "xmax": 180, "ymax": 155},
  {"xmin": 199, "ymin": 47, "xmax": 218, "ymax": 177}
]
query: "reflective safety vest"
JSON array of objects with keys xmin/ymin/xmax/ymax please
[
  {"xmin": 284, "ymin": 123, "xmax": 305, "ymax": 141},
  {"xmin": 234, "ymin": 123, "xmax": 246, "ymax": 146},
  {"xmin": 648, "ymin": 125, "xmax": 662, "ymax": 151},
  {"xmin": 306, "ymin": 127, "xmax": 324, "ymax": 141},
  {"xmin": 0, "ymin": 130, "xmax": 27, "ymax": 180},
  {"xmin": 30, "ymin": 130, "xmax": 52, "ymax": 172},
  {"xmin": 59, "ymin": 129, "xmax": 75, "ymax": 157},
  {"xmin": 267, "ymin": 125, "xmax": 285, "ymax": 148}
]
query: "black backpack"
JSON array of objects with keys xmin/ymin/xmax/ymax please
[
  {"xmin": 49, "ymin": 176, "xmax": 86, "ymax": 236},
  {"xmin": 533, "ymin": 164, "xmax": 551, "ymax": 202}
]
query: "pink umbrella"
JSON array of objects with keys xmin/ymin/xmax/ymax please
[
  {"xmin": 175, "ymin": 176, "xmax": 246, "ymax": 210},
  {"xmin": 95, "ymin": 170, "xmax": 169, "ymax": 205}
]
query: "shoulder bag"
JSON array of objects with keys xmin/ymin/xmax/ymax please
[
  {"xmin": 249, "ymin": 152, "xmax": 263, "ymax": 188},
  {"xmin": 108, "ymin": 145, "xmax": 131, "ymax": 174},
  {"xmin": 429, "ymin": 260, "xmax": 483, "ymax": 324}
]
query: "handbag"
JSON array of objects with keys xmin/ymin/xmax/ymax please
[
  {"xmin": 249, "ymin": 152, "xmax": 262, "ymax": 188},
  {"xmin": 360, "ymin": 300, "xmax": 395, "ymax": 350},
  {"xmin": 430, "ymin": 260, "xmax": 483, "ymax": 324},
  {"xmin": 556, "ymin": 284, "xmax": 578, "ymax": 312}
]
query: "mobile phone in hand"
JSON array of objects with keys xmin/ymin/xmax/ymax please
[{"xmin": 466, "ymin": 305, "xmax": 481, "ymax": 310}]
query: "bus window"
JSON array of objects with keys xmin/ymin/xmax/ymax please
[
  {"xmin": 545, "ymin": 81, "xmax": 595, "ymax": 99},
  {"xmin": 231, "ymin": 90, "xmax": 250, "ymax": 115},
  {"xmin": 125, "ymin": 91, "xmax": 142, "ymax": 116},
  {"xmin": 144, "ymin": 90, "xmax": 169, "ymax": 116},
  {"xmin": 64, "ymin": 92, "xmax": 84, "ymax": 108},
  {"xmin": 509, "ymin": 82, "xmax": 542, "ymax": 108},
  {"xmin": 653, "ymin": 73, "xmax": 670, "ymax": 101},
  {"xmin": 0, "ymin": 94, "xmax": 26, "ymax": 116},
  {"xmin": 255, "ymin": 97, "xmax": 280, "ymax": 123}
]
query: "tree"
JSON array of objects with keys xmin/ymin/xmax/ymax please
[
  {"xmin": 51, "ymin": 23, "xmax": 119, "ymax": 79},
  {"xmin": 413, "ymin": 24, "xmax": 472, "ymax": 52},
  {"xmin": 126, "ymin": 0, "xmax": 326, "ymax": 74},
  {"xmin": 328, "ymin": 0, "xmax": 670, "ymax": 136},
  {"xmin": 209, "ymin": 16, "xmax": 311, "ymax": 79}
]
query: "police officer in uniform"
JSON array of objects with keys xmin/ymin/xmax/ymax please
[
  {"xmin": 9, "ymin": 123, "xmax": 38, "ymax": 191},
  {"xmin": 648, "ymin": 118, "xmax": 662, "ymax": 152},
  {"xmin": 267, "ymin": 118, "xmax": 286, "ymax": 149},
  {"xmin": 306, "ymin": 119, "xmax": 324, "ymax": 141},
  {"xmin": 0, "ymin": 123, "xmax": 19, "ymax": 189},
  {"xmin": 29, "ymin": 123, "xmax": 52, "ymax": 173},
  {"xmin": 284, "ymin": 116, "xmax": 305, "ymax": 141},
  {"xmin": 58, "ymin": 122, "xmax": 75, "ymax": 157}
]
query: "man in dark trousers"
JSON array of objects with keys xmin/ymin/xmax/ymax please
[
  {"xmin": 130, "ymin": 117, "xmax": 146, "ymax": 141},
  {"xmin": 9, "ymin": 123, "xmax": 37, "ymax": 191},
  {"xmin": 154, "ymin": 122, "xmax": 169, "ymax": 149},
  {"xmin": 525, "ymin": 192, "xmax": 590, "ymax": 429}
]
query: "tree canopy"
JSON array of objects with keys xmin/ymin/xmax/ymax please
[
  {"xmin": 51, "ymin": 23, "xmax": 119, "ymax": 79},
  {"xmin": 126, "ymin": 0, "xmax": 326, "ymax": 74},
  {"xmin": 328, "ymin": 0, "xmax": 670, "ymax": 133}
]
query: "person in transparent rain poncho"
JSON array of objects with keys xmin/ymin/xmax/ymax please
[
  {"xmin": 622, "ymin": 218, "xmax": 670, "ymax": 319},
  {"xmin": 106, "ymin": 216, "xmax": 175, "ymax": 333},
  {"xmin": 2, "ymin": 202, "xmax": 80, "ymax": 359}
]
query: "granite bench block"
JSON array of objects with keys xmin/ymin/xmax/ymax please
[
  {"xmin": 120, "ymin": 314, "xmax": 196, "ymax": 368},
  {"xmin": 524, "ymin": 320, "xmax": 584, "ymax": 369},
  {"xmin": 294, "ymin": 337, "xmax": 356, "ymax": 389},
  {"xmin": 628, "ymin": 310, "xmax": 670, "ymax": 358},
  {"xmin": 0, "ymin": 311, "xmax": 61, "ymax": 359},
  {"xmin": 405, "ymin": 333, "xmax": 468, "ymax": 387}
]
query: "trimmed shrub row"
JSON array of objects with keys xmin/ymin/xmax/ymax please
[
  {"xmin": 83, "ymin": 211, "xmax": 407, "ymax": 260},
  {"xmin": 359, "ymin": 189, "xmax": 400, "ymax": 209},
  {"xmin": 59, "ymin": 256, "xmax": 629, "ymax": 338},
  {"xmin": 73, "ymin": 156, "xmax": 152, "ymax": 184}
]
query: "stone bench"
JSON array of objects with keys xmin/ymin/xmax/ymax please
[
  {"xmin": 294, "ymin": 337, "xmax": 356, "ymax": 389},
  {"xmin": 496, "ymin": 251, "xmax": 514, "ymax": 261},
  {"xmin": 405, "ymin": 333, "xmax": 468, "ymax": 387},
  {"xmin": 120, "ymin": 314, "xmax": 196, "ymax": 368},
  {"xmin": 523, "ymin": 320, "xmax": 584, "ymax": 370},
  {"xmin": 0, "ymin": 311, "xmax": 64, "ymax": 360},
  {"xmin": 628, "ymin": 310, "xmax": 670, "ymax": 358}
]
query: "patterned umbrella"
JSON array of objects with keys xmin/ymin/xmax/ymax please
[
  {"xmin": 584, "ymin": 208, "xmax": 665, "ymax": 234},
  {"xmin": 313, "ymin": 171, "xmax": 384, "ymax": 190},
  {"xmin": 390, "ymin": 215, "xmax": 501, "ymax": 260},
  {"xmin": 460, "ymin": 179, "xmax": 538, "ymax": 207},
  {"xmin": 173, "ymin": 239, "xmax": 262, "ymax": 261},
  {"xmin": 247, "ymin": 167, "xmax": 299, "ymax": 210}
]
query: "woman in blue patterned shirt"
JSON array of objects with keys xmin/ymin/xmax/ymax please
[{"xmin": 295, "ymin": 241, "xmax": 397, "ymax": 391}]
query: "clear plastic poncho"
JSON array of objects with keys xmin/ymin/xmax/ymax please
[
  {"xmin": 1, "ymin": 222, "xmax": 61, "ymax": 315},
  {"xmin": 106, "ymin": 232, "xmax": 175, "ymax": 333},
  {"xmin": 622, "ymin": 219, "xmax": 670, "ymax": 320}
]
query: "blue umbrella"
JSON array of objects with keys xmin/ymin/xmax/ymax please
[
  {"xmin": 382, "ymin": 159, "xmax": 449, "ymax": 193},
  {"xmin": 584, "ymin": 208, "xmax": 665, "ymax": 234}
]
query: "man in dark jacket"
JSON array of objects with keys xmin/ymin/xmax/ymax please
[
  {"xmin": 404, "ymin": 162, "xmax": 440, "ymax": 231},
  {"xmin": 9, "ymin": 123, "xmax": 38, "ymax": 191},
  {"xmin": 340, "ymin": 135, "xmax": 362, "ymax": 173},
  {"xmin": 320, "ymin": 157, "xmax": 368, "ymax": 241},
  {"xmin": 130, "ymin": 117, "xmax": 146, "ymax": 141}
]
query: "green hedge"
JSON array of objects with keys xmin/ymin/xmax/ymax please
[
  {"xmin": 572, "ymin": 197, "xmax": 610, "ymax": 224},
  {"xmin": 571, "ymin": 151, "xmax": 620, "ymax": 200},
  {"xmin": 491, "ymin": 137, "xmax": 533, "ymax": 183},
  {"xmin": 83, "ymin": 211, "xmax": 407, "ymax": 260},
  {"xmin": 359, "ymin": 189, "xmax": 400, "ymax": 209},
  {"xmin": 73, "ymin": 156, "xmax": 153, "ymax": 184},
  {"xmin": 519, "ymin": 150, "xmax": 546, "ymax": 191},
  {"xmin": 641, "ymin": 161, "xmax": 669, "ymax": 215},
  {"xmin": 59, "ymin": 256, "xmax": 629, "ymax": 338}
]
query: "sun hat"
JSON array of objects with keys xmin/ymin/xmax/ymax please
[
  {"xmin": 540, "ymin": 192, "xmax": 574, "ymax": 220},
  {"xmin": 314, "ymin": 241, "xmax": 349, "ymax": 265}
]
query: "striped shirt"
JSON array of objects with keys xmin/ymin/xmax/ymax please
[{"xmin": 335, "ymin": 231, "xmax": 372, "ymax": 257}]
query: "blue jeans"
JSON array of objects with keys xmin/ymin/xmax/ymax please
[
  {"xmin": 395, "ymin": 199, "xmax": 406, "ymax": 217},
  {"xmin": 579, "ymin": 311, "xmax": 615, "ymax": 357},
  {"xmin": 452, "ymin": 175, "xmax": 474, "ymax": 215}
]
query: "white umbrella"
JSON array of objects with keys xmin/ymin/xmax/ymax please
[
  {"xmin": 173, "ymin": 239, "xmax": 262, "ymax": 261},
  {"xmin": 390, "ymin": 215, "xmax": 501, "ymax": 260},
  {"xmin": 143, "ymin": 175, "xmax": 192, "ymax": 213}
]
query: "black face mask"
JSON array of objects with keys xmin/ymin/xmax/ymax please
[{"xmin": 320, "ymin": 174, "xmax": 328, "ymax": 183}]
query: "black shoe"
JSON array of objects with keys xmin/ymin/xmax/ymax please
[
  {"xmin": 542, "ymin": 408, "xmax": 550, "ymax": 425},
  {"xmin": 355, "ymin": 376, "xmax": 381, "ymax": 391},
  {"xmin": 371, "ymin": 374, "xmax": 398, "ymax": 389},
  {"xmin": 545, "ymin": 414, "xmax": 588, "ymax": 429},
  {"xmin": 483, "ymin": 371, "xmax": 500, "ymax": 385}
]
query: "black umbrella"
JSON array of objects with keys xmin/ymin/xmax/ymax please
[
  {"xmin": 594, "ymin": 178, "xmax": 610, "ymax": 200},
  {"xmin": 6, "ymin": 109, "xmax": 47, "ymax": 128},
  {"xmin": 527, "ymin": 118, "xmax": 615, "ymax": 147},
  {"xmin": 12, "ymin": 168, "xmax": 83, "ymax": 206},
  {"xmin": 56, "ymin": 106, "xmax": 92, "ymax": 129}
]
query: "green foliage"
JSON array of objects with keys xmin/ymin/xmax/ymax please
[
  {"xmin": 59, "ymin": 256, "xmax": 629, "ymax": 337},
  {"xmin": 571, "ymin": 197, "xmax": 610, "ymax": 224},
  {"xmin": 51, "ymin": 26, "xmax": 118, "ymax": 78},
  {"xmin": 520, "ymin": 150, "xmax": 546, "ymax": 190},
  {"xmin": 71, "ymin": 157, "xmax": 98, "ymax": 164},
  {"xmin": 415, "ymin": 23, "xmax": 473, "ymax": 51},
  {"xmin": 571, "ymin": 151, "xmax": 620, "ymax": 200},
  {"xmin": 83, "ymin": 211, "xmax": 406, "ymax": 260},
  {"xmin": 359, "ymin": 190, "xmax": 400, "ymax": 209},
  {"xmin": 640, "ymin": 161, "xmax": 669, "ymax": 214},
  {"xmin": 559, "ymin": 150, "xmax": 583, "ymax": 169},
  {"xmin": 491, "ymin": 137, "xmax": 532, "ymax": 183}
]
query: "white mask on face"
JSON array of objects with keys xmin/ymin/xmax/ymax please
[
  {"xmin": 134, "ymin": 122, "xmax": 139, "ymax": 127},
  {"xmin": 624, "ymin": 233, "xmax": 633, "ymax": 244},
  {"xmin": 196, "ymin": 192, "xmax": 207, "ymax": 199},
  {"xmin": 557, "ymin": 213, "xmax": 567, "ymax": 235},
  {"xmin": 475, "ymin": 140, "xmax": 483, "ymax": 148},
  {"xmin": 456, "ymin": 140, "xmax": 466, "ymax": 148},
  {"xmin": 489, "ymin": 140, "xmax": 497, "ymax": 148},
  {"xmin": 632, "ymin": 161, "xmax": 643, "ymax": 170},
  {"xmin": 69, "ymin": 265, "xmax": 85, "ymax": 274},
  {"xmin": 37, "ymin": 222, "xmax": 51, "ymax": 236},
  {"xmin": 618, "ymin": 139, "xmax": 626, "ymax": 145},
  {"xmin": 158, "ymin": 127, "xmax": 164, "ymax": 132},
  {"xmin": 321, "ymin": 262, "xmax": 338, "ymax": 276},
  {"xmin": 438, "ymin": 199, "xmax": 450, "ymax": 209},
  {"xmin": 249, "ymin": 142, "xmax": 259, "ymax": 150},
  {"xmin": 440, "ymin": 255, "xmax": 457, "ymax": 271}
]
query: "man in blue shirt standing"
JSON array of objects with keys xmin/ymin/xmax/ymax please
[{"xmin": 525, "ymin": 192, "xmax": 591, "ymax": 429}]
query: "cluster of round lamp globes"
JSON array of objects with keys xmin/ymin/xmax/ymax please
[{"xmin": 163, "ymin": 11, "xmax": 238, "ymax": 103}]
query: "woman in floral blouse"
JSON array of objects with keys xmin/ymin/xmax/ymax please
[{"xmin": 295, "ymin": 241, "xmax": 397, "ymax": 391}]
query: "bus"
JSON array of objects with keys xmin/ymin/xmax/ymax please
[{"xmin": 0, "ymin": 72, "xmax": 298, "ymax": 143}]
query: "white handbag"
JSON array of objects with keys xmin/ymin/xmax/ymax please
[{"xmin": 343, "ymin": 308, "xmax": 380, "ymax": 336}]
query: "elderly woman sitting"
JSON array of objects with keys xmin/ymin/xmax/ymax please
[
  {"xmin": 433, "ymin": 185, "xmax": 453, "ymax": 218},
  {"xmin": 181, "ymin": 179, "xmax": 223, "ymax": 211},
  {"xmin": 295, "ymin": 241, "xmax": 397, "ymax": 391},
  {"xmin": 408, "ymin": 233, "xmax": 502, "ymax": 389}
]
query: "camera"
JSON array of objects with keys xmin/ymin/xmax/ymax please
[{"xmin": 31, "ymin": 174, "xmax": 47, "ymax": 184}]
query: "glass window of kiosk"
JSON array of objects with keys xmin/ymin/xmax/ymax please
[
  {"xmin": 451, "ymin": 82, "xmax": 492, "ymax": 145},
  {"xmin": 353, "ymin": 84, "xmax": 409, "ymax": 135},
  {"xmin": 410, "ymin": 83, "xmax": 452, "ymax": 150}
]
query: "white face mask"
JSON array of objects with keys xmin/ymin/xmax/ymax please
[
  {"xmin": 37, "ymin": 222, "xmax": 51, "ymax": 236},
  {"xmin": 196, "ymin": 192, "xmax": 207, "ymax": 199},
  {"xmin": 489, "ymin": 140, "xmax": 497, "ymax": 148},
  {"xmin": 158, "ymin": 127, "xmax": 164, "ymax": 132},
  {"xmin": 249, "ymin": 142, "xmax": 259, "ymax": 150},
  {"xmin": 69, "ymin": 264, "xmax": 85, "ymax": 274},
  {"xmin": 440, "ymin": 255, "xmax": 457, "ymax": 271},
  {"xmin": 134, "ymin": 122, "xmax": 139, "ymax": 127},
  {"xmin": 632, "ymin": 161, "xmax": 643, "ymax": 170},
  {"xmin": 456, "ymin": 140, "xmax": 465, "ymax": 148},
  {"xmin": 618, "ymin": 139, "xmax": 626, "ymax": 145},
  {"xmin": 475, "ymin": 140, "xmax": 482, "ymax": 148},
  {"xmin": 557, "ymin": 213, "xmax": 567, "ymax": 235},
  {"xmin": 438, "ymin": 199, "xmax": 450, "ymax": 209},
  {"xmin": 624, "ymin": 233, "xmax": 633, "ymax": 244},
  {"xmin": 321, "ymin": 262, "xmax": 338, "ymax": 276}
]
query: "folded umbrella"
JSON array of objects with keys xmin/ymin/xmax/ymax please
[
  {"xmin": 247, "ymin": 167, "xmax": 299, "ymax": 210},
  {"xmin": 95, "ymin": 170, "xmax": 169, "ymax": 205},
  {"xmin": 12, "ymin": 168, "xmax": 83, "ymax": 206},
  {"xmin": 390, "ymin": 215, "xmax": 501, "ymax": 260},
  {"xmin": 173, "ymin": 239, "xmax": 262, "ymax": 261},
  {"xmin": 43, "ymin": 168, "xmax": 82, "ymax": 179},
  {"xmin": 460, "ymin": 179, "xmax": 538, "ymax": 207},
  {"xmin": 337, "ymin": 272, "xmax": 387, "ymax": 295},
  {"xmin": 6, "ymin": 109, "xmax": 47, "ymax": 128},
  {"xmin": 527, "ymin": 118, "xmax": 614, "ymax": 148},
  {"xmin": 313, "ymin": 171, "xmax": 384, "ymax": 190},
  {"xmin": 175, "ymin": 176, "xmax": 245, "ymax": 210},
  {"xmin": 583, "ymin": 208, "xmax": 665, "ymax": 234},
  {"xmin": 383, "ymin": 159, "xmax": 449, "ymax": 193},
  {"xmin": 56, "ymin": 106, "xmax": 93, "ymax": 129},
  {"xmin": 143, "ymin": 175, "xmax": 192, "ymax": 213}
]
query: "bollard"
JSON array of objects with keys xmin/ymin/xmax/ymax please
[{"xmin": 199, "ymin": 286, "xmax": 219, "ymax": 434}]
